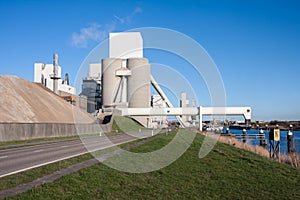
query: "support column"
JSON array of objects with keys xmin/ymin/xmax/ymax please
[
  {"xmin": 245, "ymin": 119, "xmax": 251, "ymax": 127},
  {"xmin": 120, "ymin": 77, "xmax": 127, "ymax": 103},
  {"xmin": 287, "ymin": 125, "xmax": 295, "ymax": 154},
  {"xmin": 198, "ymin": 106, "xmax": 203, "ymax": 131}
]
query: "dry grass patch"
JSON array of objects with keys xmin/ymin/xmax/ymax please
[{"xmin": 200, "ymin": 131, "xmax": 300, "ymax": 168}]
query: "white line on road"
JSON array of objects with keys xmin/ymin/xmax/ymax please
[
  {"xmin": 60, "ymin": 146, "xmax": 69, "ymax": 148},
  {"xmin": 33, "ymin": 149, "xmax": 44, "ymax": 153},
  {"xmin": 0, "ymin": 155, "xmax": 8, "ymax": 159}
]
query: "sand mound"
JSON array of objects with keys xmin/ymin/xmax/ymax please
[{"xmin": 0, "ymin": 75, "xmax": 95, "ymax": 123}]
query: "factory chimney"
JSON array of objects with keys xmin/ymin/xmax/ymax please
[
  {"xmin": 51, "ymin": 53, "xmax": 61, "ymax": 94},
  {"xmin": 64, "ymin": 73, "xmax": 69, "ymax": 85}
]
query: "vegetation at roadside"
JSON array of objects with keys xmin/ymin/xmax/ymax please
[
  {"xmin": 217, "ymin": 133, "xmax": 300, "ymax": 168},
  {"xmin": 112, "ymin": 116, "xmax": 150, "ymax": 133},
  {"xmin": 8, "ymin": 131, "xmax": 300, "ymax": 199},
  {"xmin": 0, "ymin": 153, "xmax": 93, "ymax": 191}
]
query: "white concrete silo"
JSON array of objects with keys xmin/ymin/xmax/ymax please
[
  {"xmin": 127, "ymin": 58, "xmax": 150, "ymax": 108},
  {"xmin": 127, "ymin": 58, "xmax": 151, "ymax": 126},
  {"xmin": 102, "ymin": 58, "xmax": 122, "ymax": 109}
]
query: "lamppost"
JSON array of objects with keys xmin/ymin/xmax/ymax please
[
  {"xmin": 242, "ymin": 128, "xmax": 247, "ymax": 143},
  {"xmin": 287, "ymin": 124, "xmax": 295, "ymax": 154},
  {"xmin": 259, "ymin": 128, "xmax": 265, "ymax": 146},
  {"xmin": 265, "ymin": 124, "xmax": 269, "ymax": 131}
]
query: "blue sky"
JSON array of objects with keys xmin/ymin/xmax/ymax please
[{"xmin": 0, "ymin": 0, "xmax": 300, "ymax": 121}]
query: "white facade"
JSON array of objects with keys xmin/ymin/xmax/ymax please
[
  {"xmin": 34, "ymin": 63, "xmax": 61, "ymax": 91},
  {"xmin": 34, "ymin": 62, "xmax": 76, "ymax": 95},
  {"xmin": 59, "ymin": 82, "xmax": 76, "ymax": 95},
  {"xmin": 88, "ymin": 63, "xmax": 102, "ymax": 80},
  {"xmin": 109, "ymin": 32, "xmax": 143, "ymax": 59}
]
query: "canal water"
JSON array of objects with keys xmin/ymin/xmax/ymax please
[{"xmin": 224, "ymin": 128, "xmax": 300, "ymax": 154}]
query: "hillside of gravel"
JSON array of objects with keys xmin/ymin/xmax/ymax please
[{"xmin": 0, "ymin": 75, "xmax": 95, "ymax": 124}]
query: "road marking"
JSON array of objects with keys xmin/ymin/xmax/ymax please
[
  {"xmin": 60, "ymin": 145, "xmax": 69, "ymax": 148},
  {"xmin": 0, "ymin": 155, "xmax": 8, "ymax": 159},
  {"xmin": 33, "ymin": 149, "xmax": 44, "ymax": 153}
]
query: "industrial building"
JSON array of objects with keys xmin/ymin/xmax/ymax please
[
  {"xmin": 80, "ymin": 63, "xmax": 102, "ymax": 113},
  {"xmin": 80, "ymin": 31, "xmax": 252, "ymax": 130},
  {"xmin": 29, "ymin": 32, "xmax": 252, "ymax": 130},
  {"xmin": 34, "ymin": 54, "xmax": 76, "ymax": 96},
  {"xmin": 100, "ymin": 32, "xmax": 149, "ymax": 126}
]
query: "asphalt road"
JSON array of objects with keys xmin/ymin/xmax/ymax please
[{"xmin": 0, "ymin": 133, "xmax": 143, "ymax": 178}]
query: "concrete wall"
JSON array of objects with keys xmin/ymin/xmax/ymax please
[
  {"xmin": 0, "ymin": 123, "xmax": 111, "ymax": 142},
  {"xmin": 89, "ymin": 63, "xmax": 102, "ymax": 80}
]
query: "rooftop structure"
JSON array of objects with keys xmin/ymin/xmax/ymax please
[{"xmin": 109, "ymin": 32, "xmax": 143, "ymax": 58}]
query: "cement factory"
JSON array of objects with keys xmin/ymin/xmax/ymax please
[{"xmin": 33, "ymin": 32, "xmax": 252, "ymax": 131}]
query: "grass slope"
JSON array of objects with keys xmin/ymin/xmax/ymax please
[
  {"xmin": 112, "ymin": 116, "xmax": 150, "ymax": 133},
  {"xmin": 8, "ymin": 131, "xmax": 300, "ymax": 199}
]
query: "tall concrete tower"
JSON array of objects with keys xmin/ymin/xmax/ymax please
[
  {"xmin": 101, "ymin": 32, "xmax": 151, "ymax": 127},
  {"xmin": 50, "ymin": 53, "xmax": 61, "ymax": 94}
]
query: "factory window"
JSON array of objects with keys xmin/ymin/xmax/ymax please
[{"xmin": 41, "ymin": 74, "xmax": 44, "ymax": 84}]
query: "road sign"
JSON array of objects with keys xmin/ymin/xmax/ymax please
[
  {"xmin": 274, "ymin": 129, "xmax": 280, "ymax": 141},
  {"xmin": 269, "ymin": 128, "xmax": 280, "ymax": 141}
]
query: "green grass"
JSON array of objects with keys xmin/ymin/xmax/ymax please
[
  {"xmin": 112, "ymin": 116, "xmax": 150, "ymax": 133},
  {"xmin": 0, "ymin": 153, "xmax": 93, "ymax": 191},
  {"xmin": 7, "ymin": 131, "xmax": 300, "ymax": 199}
]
